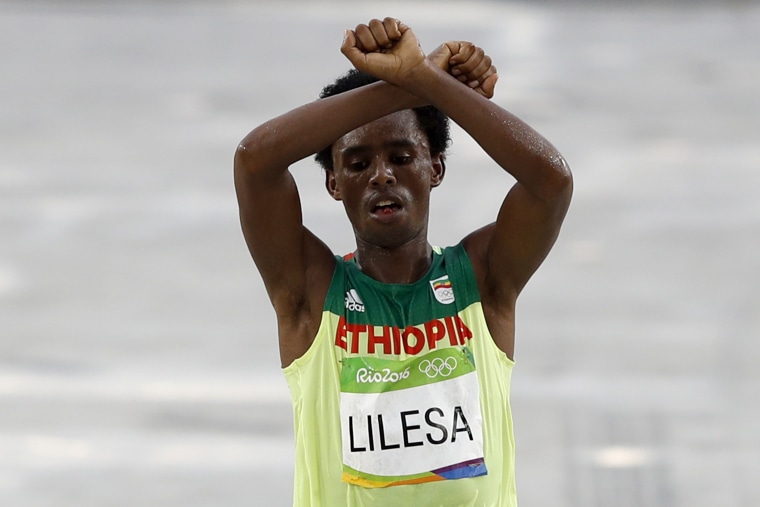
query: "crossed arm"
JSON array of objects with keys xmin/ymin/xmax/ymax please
[
  {"xmin": 235, "ymin": 18, "xmax": 572, "ymax": 363},
  {"xmin": 342, "ymin": 19, "xmax": 573, "ymax": 356},
  {"xmin": 234, "ymin": 22, "xmax": 502, "ymax": 364}
]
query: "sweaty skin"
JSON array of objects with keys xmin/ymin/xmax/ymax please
[{"xmin": 234, "ymin": 17, "xmax": 572, "ymax": 368}]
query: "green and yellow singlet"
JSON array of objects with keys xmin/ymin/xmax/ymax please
[{"xmin": 283, "ymin": 244, "xmax": 517, "ymax": 506}]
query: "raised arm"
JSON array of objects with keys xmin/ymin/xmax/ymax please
[
  {"xmin": 234, "ymin": 26, "xmax": 501, "ymax": 365},
  {"xmin": 234, "ymin": 80, "xmax": 424, "ymax": 365},
  {"xmin": 342, "ymin": 19, "xmax": 573, "ymax": 356}
]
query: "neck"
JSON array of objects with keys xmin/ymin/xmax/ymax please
[{"xmin": 353, "ymin": 237, "xmax": 433, "ymax": 284}]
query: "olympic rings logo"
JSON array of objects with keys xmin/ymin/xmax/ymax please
[
  {"xmin": 418, "ymin": 357, "xmax": 458, "ymax": 378},
  {"xmin": 436, "ymin": 288, "xmax": 454, "ymax": 299}
]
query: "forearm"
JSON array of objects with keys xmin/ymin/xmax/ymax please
[
  {"xmin": 407, "ymin": 62, "xmax": 571, "ymax": 200},
  {"xmin": 236, "ymin": 81, "xmax": 421, "ymax": 177}
]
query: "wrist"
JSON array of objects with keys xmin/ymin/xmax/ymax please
[
  {"xmin": 372, "ymin": 80, "xmax": 425, "ymax": 110},
  {"xmin": 403, "ymin": 60, "xmax": 452, "ymax": 102}
]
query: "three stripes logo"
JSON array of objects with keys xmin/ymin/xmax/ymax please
[{"xmin": 345, "ymin": 289, "xmax": 365, "ymax": 312}]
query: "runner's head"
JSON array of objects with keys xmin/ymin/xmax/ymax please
[
  {"xmin": 314, "ymin": 69, "xmax": 450, "ymax": 172},
  {"xmin": 320, "ymin": 70, "xmax": 447, "ymax": 250}
]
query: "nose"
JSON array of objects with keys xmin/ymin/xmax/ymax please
[{"xmin": 369, "ymin": 159, "xmax": 396, "ymax": 187}]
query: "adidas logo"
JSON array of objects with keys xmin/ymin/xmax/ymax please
[{"xmin": 345, "ymin": 289, "xmax": 365, "ymax": 312}]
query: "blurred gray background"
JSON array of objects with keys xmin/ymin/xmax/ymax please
[{"xmin": 1, "ymin": 1, "xmax": 758, "ymax": 506}]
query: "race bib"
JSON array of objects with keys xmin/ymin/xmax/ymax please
[{"xmin": 339, "ymin": 347, "xmax": 487, "ymax": 488}]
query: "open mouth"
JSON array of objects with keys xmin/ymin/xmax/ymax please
[{"xmin": 372, "ymin": 200, "xmax": 402, "ymax": 216}]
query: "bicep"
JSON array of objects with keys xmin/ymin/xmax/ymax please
[
  {"xmin": 467, "ymin": 180, "xmax": 572, "ymax": 299},
  {"xmin": 234, "ymin": 157, "xmax": 334, "ymax": 311}
]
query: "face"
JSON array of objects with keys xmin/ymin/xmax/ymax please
[{"xmin": 326, "ymin": 110, "xmax": 445, "ymax": 250}]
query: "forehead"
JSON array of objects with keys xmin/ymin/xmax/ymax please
[{"xmin": 333, "ymin": 110, "xmax": 428, "ymax": 154}]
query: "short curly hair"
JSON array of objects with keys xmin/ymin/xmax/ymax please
[{"xmin": 314, "ymin": 69, "xmax": 450, "ymax": 171}]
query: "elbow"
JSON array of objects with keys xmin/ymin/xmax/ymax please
[
  {"xmin": 554, "ymin": 155, "xmax": 574, "ymax": 193},
  {"xmin": 234, "ymin": 141, "xmax": 254, "ymax": 173},
  {"xmin": 541, "ymin": 154, "xmax": 573, "ymax": 202},
  {"xmin": 234, "ymin": 130, "xmax": 269, "ymax": 178}
]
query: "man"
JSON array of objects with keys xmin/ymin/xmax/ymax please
[{"xmin": 234, "ymin": 17, "xmax": 572, "ymax": 507}]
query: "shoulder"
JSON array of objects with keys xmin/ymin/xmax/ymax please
[
  {"xmin": 459, "ymin": 224, "xmax": 518, "ymax": 309},
  {"xmin": 272, "ymin": 233, "xmax": 339, "ymax": 367},
  {"xmin": 457, "ymin": 227, "xmax": 517, "ymax": 358},
  {"xmin": 459, "ymin": 224, "xmax": 503, "ymax": 292}
]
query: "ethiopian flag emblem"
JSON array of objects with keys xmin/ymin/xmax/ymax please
[{"xmin": 430, "ymin": 275, "xmax": 455, "ymax": 305}]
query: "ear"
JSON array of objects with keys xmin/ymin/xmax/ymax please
[
  {"xmin": 325, "ymin": 169, "xmax": 342, "ymax": 200},
  {"xmin": 430, "ymin": 153, "xmax": 446, "ymax": 188}
]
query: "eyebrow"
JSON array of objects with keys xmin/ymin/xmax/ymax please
[{"xmin": 339, "ymin": 139, "xmax": 418, "ymax": 158}]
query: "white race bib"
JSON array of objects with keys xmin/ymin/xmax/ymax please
[{"xmin": 339, "ymin": 347, "xmax": 487, "ymax": 488}]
